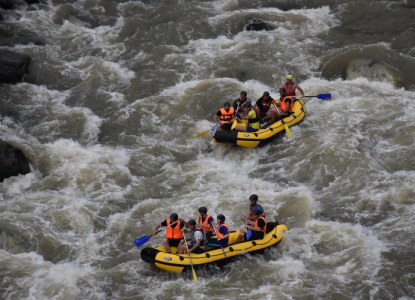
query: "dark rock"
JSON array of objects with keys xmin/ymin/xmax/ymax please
[
  {"xmin": 0, "ymin": 49, "xmax": 31, "ymax": 84},
  {"xmin": 23, "ymin": 0, "xmax": 39, "ymax": 4},
  {"xmin": 0, "ymin": 0, "xmax": 29, "ymax": 9},
  {"xmin": 245, "ymin": 18, "xmax": 274, "ymax": 31},
  {"xmin": 0, "ymin": 140, "xmax": 31, "ymax": 182},
  {"xmin": 0, "ymin": 0, "xmax": 14, "ymax": 9}
]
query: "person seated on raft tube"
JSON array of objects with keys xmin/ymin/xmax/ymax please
[
  {"xmin": 207, "ymin": 214, "xmax": 230, "ymax": 248},
  {"xmin": 213, "ymin": 102, "xmax": 235, "ymax": 131},
  {"xmin": 177, "ymin": 219, "xmax": 205, "ymax": 254},
  {"xmin": 232, "ymin": 91, "xmax": 252, "ymax": 112},
  {"xmin": 235, "ymin": 208, "xmax": 267, "ymax": 243},
  {"xmin": 197, "ymin": 206, "xmax": 214, "ymax": 241},
  {"xmin": 153, "ymin": 213, "xmax": 189, "ymax": 254},
  {"xmin": 253, "ymin": 91, "xmax": 274, "ymax": 122},
  {"xmin": 240, "ymin": 194, "xmax": 265, "ymax": 222},
  {"xmin": 271, "ymin": 87, "xmax": 296, "ymax": 121},
  {"xmin": 234, "ymin": 102, "xmax": 260, "ymax": 132},
  {"xmin": 283, "ymin": 74, "xmax": 305, "ymax": 98}
]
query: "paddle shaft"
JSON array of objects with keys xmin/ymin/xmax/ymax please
[
  {"xmin": 183, "ymin": 232, "xmax": 197, "ymax": 280},
  {"xmin": 155, "ymin": 220, "xmax": 179, "ymax": 233}
]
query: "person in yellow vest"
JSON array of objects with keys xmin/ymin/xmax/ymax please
[
  {"xmin": 213, "ymin": 102, "xmax": 235, "ymax": 131},
  {"xmin": 152, "ymin": 213, "xmax": 189, "ymax": 253},
  {"xmin": 235, "ymin": 208, "xmax": 267, "ymax": 243},
  {"xmin": 197, "ymin": 207, "xmax": 214, "ymax": 241},
  {"xmin": 234, "ymin": 102, "xmax": 260, "ymax": 132}
]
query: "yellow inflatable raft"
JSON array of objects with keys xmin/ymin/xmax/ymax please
[
  {"xmin": 140, "ymin": 222, "xmax": 288, "ymax": 273},
  {"xmin": 213, "ymin": 99, "xmax": 306, "ymax": 148}
]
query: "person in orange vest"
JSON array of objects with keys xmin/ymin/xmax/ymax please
[
  {"xmin": 152, "ymin": 213, "xmax": 189, "ymax": 253},
  {"xmin": 196, "ymin": 207, "xmax": 214, "ymax": 241},
  {"xmin": 283, "ymin": 74, "xmax": 304, "ymax": 98},
  {"xmin": 235, "ymin": 208, "xmax": 267, "ymax": 243},
  {"xmin": 207, "ymin": 214, "xmax": 230, "ymax": 248},
  {"xmin": 213, "ymin": 102, "xmax": 235, "ymax": 131},
  {"xmin": 272, "ymin": 87, "xmax": 296, "ymax": 120}
]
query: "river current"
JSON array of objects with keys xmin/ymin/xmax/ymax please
[{"xmin": 1, "ymin": 0, "xmax": 415, "ymax": 299}]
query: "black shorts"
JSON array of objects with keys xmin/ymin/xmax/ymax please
[
  {"xmin": 168, "ymin": 238, "xmax": 182, "ymax": 247},
  {"xmin": 188, "ymin": 244, "xmax": 205, "ymax": 253},
  {"xmin": 205, "ymin": 231, "xmax": 213, "ymax": 240},
  {"xmin": 220, "ymin": 123, "xmax": 233, "ymax": 131},
  {"xmin": 259, "ymin": 111, "xmax": 268, "ymax": 118},
  {"xmin": 245, "ymin": 231, "xmax": 264, "ymax": 241}
]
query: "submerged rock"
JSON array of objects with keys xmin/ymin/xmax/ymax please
[
  {"xmin": 245, "ymin": 18, "xmax": 274, "ymax": 31},
  {"xmin": 0, "ymin": 139, "xmax": 31, "ymax": 182},
  {"xmin": 0, "ymin": 49, "xmax": 31, "ymax": 84}
]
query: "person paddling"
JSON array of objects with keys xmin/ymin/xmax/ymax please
[
  {"xmin": 283, "ymin": 74, "xmax": 305, "ymax": 98},
  {"xmin": 253, "ymin": 91, "xmax": 275, "ymax": 122},
  {"xmin": 269, "ymin": 88, "xmax": 295, "ymax": 121},
  {"xmin": 241, "ymin": 194, "xmax": 265, "ymax": 222},
  {"xmin": 153, "ymin": 213, "xmax": 188, "ymax": 254},
  {"xmin": 213, "ymin": 102, "xmax": 235, "ymax": 131},
  {"xmin": 197, "ymin": 207, "xmax": 214, "ymax": 242},
  {"xmin": 235, "ymin": 208, "xmax": 267, "ymax": 243},
  {"xmin": 207, "ymin": 214, "xmax": 230, "ymax": 249},
  {"xmin": 234, "ymin": 103, "xmax": 260, "ymax": 132},
  {"xmin": 232, "ymin": 91, "xmax": 252, "ymax": 112},
  {"xmin": 177, "ymin": 219, "xmax": 205, "ymax": 254}
]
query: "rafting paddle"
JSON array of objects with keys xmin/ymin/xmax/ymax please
[
  {"xmin": 183, "ymin": 233, "xmax": 197, "ymax": 281},
  {"xmin": 282, "ymin": 121, "xmax": 291, "ymax": 138},
  {"xmin": 134, "ymin": 220, "xmax": 179, "ymax": 248},
  {"xmin": 196, "ymin": 129, "xmax": 211, "ymax": 137},
  {"xmin": 303, "ymin": 93, "xmax": 331, "ymax": 100}
]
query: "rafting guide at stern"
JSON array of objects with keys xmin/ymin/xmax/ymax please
[
  {"xmin": 283, "ymin": 74, "xmax": 305, "ymax": 98},
  {"xmin": 213, "ymin": 102, "xmax": 235, "ymax": 131},
  {"xmin": 152, "ymin": 213, "xmax": 189, "ymax": 254}
]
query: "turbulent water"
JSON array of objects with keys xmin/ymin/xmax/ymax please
[{"xmin": 1, "ymin": 0, "xmax": 415, "ymax": 299}]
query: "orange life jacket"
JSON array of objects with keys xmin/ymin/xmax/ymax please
[
  {"xmin": 280, "ymin": 96, "xmax": 294, "ymax": 112},
  {"xmin": 254, "ymin": 216, "xmax": 267, "ymax": 233},
  {"xmin": 165, "ymin": 219, "xmax": 183, "ymax": 239},
  {"xmin": 284, "ymin": 82, "xmax": 296, "ymax": 96},
  {"xmin": 216, "ymin": 223, "xmax": 229, "ymax": 239},
  {"xmin": 219, "ymin": 107, "xmax": 235, "ymax": 124},
  {"xmin": 199, "ymin": 215, "xmax": 214, "ymax": 232}
]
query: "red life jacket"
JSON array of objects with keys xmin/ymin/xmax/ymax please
[
  {"xmin": 254, "ymin": 216, "xmax": 267, "ymax": 233},
  {"xmin": 219, "ymin": 107, "xmax": 235, "ymax": 124},
  {"xmin": 165, "ymin": 219, "xmax": 183, "ymax": 239},
  {"xmin": 280, "ymin": 96, "xmax": 294, "ymax": 112},
  {"xmin": 260, "ymin": 99, "xmax": 272, "ymax": 112},
  {"xmin": 199, "ymin": 215, "xmax": 214, "ymax": 232},
  {"xmin": 284, "ymin": 82, "xmax": 296, "ymax": 96}
]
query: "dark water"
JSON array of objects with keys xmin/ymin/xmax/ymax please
[{"xmin": 1, "ymin": 0, "xmax": 415, "ymax": 299}]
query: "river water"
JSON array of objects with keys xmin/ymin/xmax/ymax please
[{"xmin": 1, "ymin": 0, "xmax": 415, "ymax": 299}]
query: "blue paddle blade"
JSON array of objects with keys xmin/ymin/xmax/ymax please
[
  {"xmin": 316, "ymin": 93, "xmax": 331, "ymax": 100},
  {"xmin": 246, "ymin": 230, "xmax": 252, "ymax": 240},
  {"xmin": 211, "ymin": 124, "xmax": 218, "ymax": 132},
  {"xmin": 134, "ymin": 235, "xmax": 151, "ymax": 247}
]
